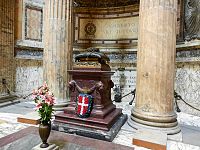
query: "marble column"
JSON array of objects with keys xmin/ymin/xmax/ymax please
[
  {"xmin": 43, "ymin": 0, "xmax": 73, "ymax": 110},
  {"xmin": 128, "ymin": 0, "xmax": 180, "ymax": 134}
]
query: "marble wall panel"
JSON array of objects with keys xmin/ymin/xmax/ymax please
[
  {"xmin": 25, "ymin": 5, "xmax": 43, "ymax": 41},
  {"xmin": 14, "ymin": 59, "xmax": 43, "ymax": 96},
  {"xmin": 15, "ymin": 0, "xmax": 44, "ymax": 50},
  {"xmin": 175, "ymin": 63, "xmax": 200, "ymax": 116},
  {"xmin": 111, "ymin": 69, "xmax": 137, "ymax": 102}
]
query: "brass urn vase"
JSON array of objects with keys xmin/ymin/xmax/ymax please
[{"xmin": 39, "ymin": 123, "xmax": 51, "ymax": 148}]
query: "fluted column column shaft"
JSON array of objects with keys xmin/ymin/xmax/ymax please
[
  {"xmin": 43, "ymin": 0, "xmax": 73, "ymax": 107},
  {"xmin": 129, "ymin": 0, "xmax": 180, "ymax": 134}
]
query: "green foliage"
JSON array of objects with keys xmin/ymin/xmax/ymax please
[{"xmin": 38, "ymin": 103, "xmax": 54, "ymax": 125}]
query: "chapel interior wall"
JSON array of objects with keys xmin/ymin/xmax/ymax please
[{"xmin": 0, "ymin": 0, "xmax": 200, "ymax": 116}]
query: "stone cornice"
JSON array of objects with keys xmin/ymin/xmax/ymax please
[{"xmin": 74, "ymin": 0, "xmax": 139, "ymax": 8}]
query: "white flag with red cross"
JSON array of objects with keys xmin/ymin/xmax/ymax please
[{"xmin": 76, "ymin": 94, "xmax": 93, "ymax": 118}]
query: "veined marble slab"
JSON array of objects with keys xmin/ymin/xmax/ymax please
[{"xmin": 167, "ymin": 141, "xmax": 200, "ymax": 150}]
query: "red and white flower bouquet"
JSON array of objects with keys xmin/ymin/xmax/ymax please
[{"xmin": 32, "ymin": 82, "xmax": 56, "ymax": 125}]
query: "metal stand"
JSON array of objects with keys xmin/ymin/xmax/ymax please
[{"xmin": 113, "ymin": 88, "xmax": 136, "ymax": 105}]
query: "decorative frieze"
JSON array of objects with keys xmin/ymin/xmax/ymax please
[
  {"xmin": 107, "ymin": 53, "xmax": 137, "ymax": 63},
  {"xmin": 73, "ymin": 48, "xmax": 200, "ymax": 71},
  {"xmin": 176, "ymin": 49, "xmax": 200, "ymax": 62},
  {"xmin": 15, "ymin": 49, "xmax": 43, "ymax": 60},
  {"xmin": 74, "ymin": 0, "xmax": 139, "ymax": 8}
]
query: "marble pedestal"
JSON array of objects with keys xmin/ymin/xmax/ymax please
[
  {"xmin": 128, "ymin": 117, "xmax": 181, "ymax": 135},
  {"xmin": 54, "ymin": 70, "xmax": 127, "ymax": 141},
  {"xmin": 52, "ymin": 114, "xmax": 127, "ymax": 141}
]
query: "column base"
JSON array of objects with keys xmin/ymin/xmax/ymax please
[{"xmin": 128, "ymin": 117, "xmax": 181, "ymax": 135}]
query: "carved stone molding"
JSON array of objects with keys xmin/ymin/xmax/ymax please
[
  {"xmin": 185, "ymin": 0, "xmax": 200, "ymax": 40},
  {"xmin": 15, "ymin": 49, "xmax": 43, "ymax": 60},
  {"xmin": 74, "ymin": 0, "xmax": 139, "ymax": 8}
]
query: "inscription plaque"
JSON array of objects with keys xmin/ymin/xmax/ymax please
[{"xmin": 79, "ymin": 17, "xmax": 139, "ymax": 40}]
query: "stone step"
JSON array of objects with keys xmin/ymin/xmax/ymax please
[
  {"xmin": 17, "ymin": 111, "xmax": 40, "ymax": 125},
  {"xmin": 0, "ymin": 95, "xmax": 19, "ymax": 103},
  {"xmin": 133, "ymin": 129, "xmax": 167, "ymax": 150},
  {"xmin": 0, "ymin": 95, "xmax": 20, "ymax": 107}
]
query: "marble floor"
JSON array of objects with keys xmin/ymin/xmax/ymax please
[{"xmin": 0, "ymin": 98, "xmax": 200, "ymax": 150}]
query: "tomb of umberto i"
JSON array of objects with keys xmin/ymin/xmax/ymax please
[{"xmin": 0, "ymin": 0, "xmax": 200, "ymax": 146}]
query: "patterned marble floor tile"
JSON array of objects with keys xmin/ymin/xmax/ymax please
[
  {"xmin": 0, "ymin": 100, "xmax": 200, "ymax": 150},
  {"xmin": 167, "ymin": 141, "xmax": 200, "ymax": 150},
  {"xmin": 0, "ymin": 122, "xmax": 29, "ymax": 138},
  {"xmin": 177, "ymin": 112, "xmax": 200, "ymax": 127},
  {"xmin": 0, "ymin": 113, "xmax": 23, "ymax": 123}
]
